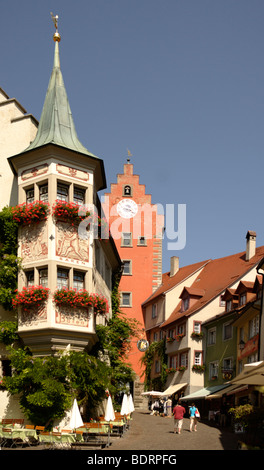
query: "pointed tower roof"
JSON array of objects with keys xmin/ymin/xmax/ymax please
[{"xmin": 26, "ymin": 34, "xmax": 96, "ymax": 158}]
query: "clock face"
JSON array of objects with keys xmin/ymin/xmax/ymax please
[{"xmin": 117, "ymin": 199, "xmax": 138, "ymax": 219}]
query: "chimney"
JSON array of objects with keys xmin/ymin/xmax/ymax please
[
  {"xmin": 246, "ymin": 231, "xmax": 256, "ymax": 261},
  {"xmin": 170, "ymin": 256, "xmax": 179, "ymax": 277}
]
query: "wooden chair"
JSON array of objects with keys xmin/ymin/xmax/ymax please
[{"xmin": 35, "ymin": 425, "xmax": 45, "ymax": 432}]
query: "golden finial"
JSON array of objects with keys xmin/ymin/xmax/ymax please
[
  {"xmin": 127, "ymin": 148, "xmax": 132, "ymax": 163},
  {"xmin": 51, "ymin": 12, "xmax": 61, "ymax": 42}
]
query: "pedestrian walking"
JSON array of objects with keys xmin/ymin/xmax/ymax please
[
  {"xmin": 189, "ymin": 403, "xmax": 199, "ymax": 432},
  {"xmin": 172, "ymin": 401, "xmax": 186, "ymax": 434}
]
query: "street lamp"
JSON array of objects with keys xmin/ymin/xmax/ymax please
[
  {"xmin": 256, "ymin": 257, "xmax": 264, "ymax": 361},
  {"xmin": 238, "ymin": 339, "xmax": 245, "ymax": 351}
]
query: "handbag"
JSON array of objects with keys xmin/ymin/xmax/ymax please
[{"xmin": 195, "ymin": 409, "xmax": 200, "ymax": 418}]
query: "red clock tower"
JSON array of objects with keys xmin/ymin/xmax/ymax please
[{"xmin": 104, "ymin": 157, "xmax": 164, "ymax": 405}]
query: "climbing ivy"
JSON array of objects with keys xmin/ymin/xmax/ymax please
[
  {"xmin": 140, "ymin": 339, "xmax": 168, "ymax": 390},
  {"xmin": 0, "ymin": 206, "xmax": 20, "ymax": 311}
]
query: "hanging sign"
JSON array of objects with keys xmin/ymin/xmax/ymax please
[{"xmin": 137, "ymin": 339, "xmax": 149, "ymax": 352}]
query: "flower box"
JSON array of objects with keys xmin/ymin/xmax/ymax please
[
  {"xmin": 191, "ymin": 331, "xmax": 204, "ymax": 339},
  {"xmin": 12, "ymin": 201, "xmax": 49, "ymax": 225},
  {"xmin": 53, "ymin": 288, "xmax": 109, "ymax": 315},
  {"xmin": 175, "ymin": 333, "xmax": 184, "ymax": 341},
  {"xmin": 52, "ymin": 200, "xmax": 110, "ymax": 237},
  {"xmin": 12, "ymin": 286, "xmax": 50, "ymax": 311},
  {"xmin": 166, "ymin": 337, "xmax": 174, "ymax": 343},
  {"xmin": 177, "ymin": 366, "xmax": 186, "ymax": 372},
  {"xmin": 52, "ymin": 200, "xmax": 89, "ymax": 226},
  {"xmin": 165, "ymin": 367, "xmax": 177, "ymax": 374},
  {"xmin": 192, "ymin": 364, "xmax": 205, "ymax": 372}
]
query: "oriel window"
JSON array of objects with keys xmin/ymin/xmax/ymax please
[
  {"xmin": 73, "ymin": 270, "xmax": 85, "ymax": 291},
  {"xmin": 57, "ymin": 183, "xmax": 69, "ymax": 202},
  {"xmin": 39, "ymin": 184, "xmax": 48, "ymax": 202},
  {"xmin": 73, "ymin": 187, "xmax": 85, "ymax": 205},
  {"xmin": 39, "ymin": 268, "xmax": 48, "ymax": 288},
  {"xmin": 26, "ymin": 188, "xmax": 34, "ymax": 204},
  {"xmin": 57, "ymin": 268, "xmax": 69, "ymax": 289},
  {"xmin": 26, "ymin": 270, "xmax": 34, "ymax": 286}
]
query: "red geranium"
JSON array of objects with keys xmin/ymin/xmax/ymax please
[{"xmin": 11, "ymin": 201, "xmax": 49, "ymax": 225}]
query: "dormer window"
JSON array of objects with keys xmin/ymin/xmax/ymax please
[
  {"xmin": 226, "ymin": 300, "xmax": 232, "ymax": 312},
  {"xmin": 239, "ymin": 293, "xmax": 247, "ymax": 306},
  {"xmin": 182, "ymin": 297, "xmax": 189, "ymax": 312},
  {"xmin": 180, "ymin": 286, "xmax": 204, "ymax": 313}
]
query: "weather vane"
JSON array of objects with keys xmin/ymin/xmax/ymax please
[
  {"xmin": 50, "ymin": 12, "xmax": 61, "ymax": 42},
  {"xmin": 127, "ymin": 148, "xmax": 132, "ymax": 163}
]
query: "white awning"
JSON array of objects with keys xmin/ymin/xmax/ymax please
[
  {"xmin": 161, "ymin": 383, "xmax": 187, "ymax": 397},
  {"xmin": 181, "ymin": 384, "xmax": 230, "ymax": 401},
  {"xmin": 205, "ymin": 384, "xmax": 248, "ymax": 399}
]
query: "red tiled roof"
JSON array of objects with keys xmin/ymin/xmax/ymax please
[
  {"xmin": 142, "ymin": 259, "xmax": 210, "ymax": 307},
  {"xmin": 160, "ymin": 246, "xmax": 264, "ymax": 328}
]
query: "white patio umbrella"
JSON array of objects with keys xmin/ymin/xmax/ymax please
[
  {"xmin": 128, "ymin": 394, "xmax": 135, "ymax": 413},
  {"xmin": 69, "ymin": 398, "xmax": 84, "ymax": 430},
  {"xmin": 120, "ymin": 393, "xmax": 130, "ymax": 415},
  {"xmin": 104, "ymin": 394, "xmax": 115, "ymax": 422}
]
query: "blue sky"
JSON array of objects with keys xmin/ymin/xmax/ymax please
[{"xmin": 2, "ymin": 0, "xmax": 264, "ymax": 273}]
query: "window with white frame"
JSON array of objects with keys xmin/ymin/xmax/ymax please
[
  {"xmin": 39, "ymin": 268, "xmax": 48, "ymax": 288},
  {"xmin": 57, "ymin": 183, "xmax": 69, "ymax": 201},
  {"xmin": 194, "ymin": 351, "xmax": 202, "ymax": 366},
  {"xmin": 180, "ymin": 352, "xmax": 188, "ymax": 368},
  {"xmin": 57, "ymin": 268, "xmax": 69, "ymax": 289},
  {"xmin": 73, "ymin": 186, "xmax": 86, "ymax": 205},
  {"xmin": 223, "ymin": 322, "xmax": 232, "ymax": 340},
  {"xmin": 26, "ymin": 270, "xmax": 34, "ymax": 286},
  {"xmin": 138, "ymin": 236, "xmax": 147, "ymax": 246},
  {"xmin": 170, "ymin": 355, "xmax": 178, "ymax": 369},
  {"xmin": 73, "ymin": 270, "xmax": 85, "ymax": 291},
  {"xmin": 121, "ymin": 232, "xmax": 132, "ymax": 247},
  {"xmin": 249, "ymin": 316, "xmax": 259, "ymax": 339},
  {"xmin": 39, "ymin": 183, "xmax": 48, "ymax": 202},
  {"xmin": 152, "ymin": 303, "xmax": 157, "ymax": 318},
  {"xmin": 208, "ymin": 327, "xmax": 216, "ymax": 345},
  {"xmin": 193, "ymin": 321, "xmax": 201, "ymax": 334},
  {"xmin": 209, "ymin": 361, "xmax": 218, "ymax": 379},
  {"xmin": 121, "ymin": 292, "xmax": 132, "ymax": 307},
  {"xmin": 223, "ymin": 357, "xmax": 233, "ymax": 372},
  {"xmin": 26, "ymin": 187, "xmax": 34, "ymax": 203},
  {"xmin": 123, "ymin": 260, "xmax": 132, "ymax": 275},
  {"xmin": 177, "ymin": 323, "xmax": 186, "ymax": 336}
]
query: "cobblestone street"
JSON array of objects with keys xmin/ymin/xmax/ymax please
[{"xmin": 106, "ymin": 411, "xmax": 240, "ymax": 451}]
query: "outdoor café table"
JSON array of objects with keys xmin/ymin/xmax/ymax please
[
  {"xmin": 78, "ymin": 424, "xmax": 110, "ymax": 442},
  {"xmin": 0, "ymin": 426, "xmax": 38, "ymax": 446},
  {"xmin": 39, "ymin": 431, "xmax": 78, "ymax": 448},
  {"xmin": 12, "ymin": 427, "xmax": 38, "ymax": 441}
]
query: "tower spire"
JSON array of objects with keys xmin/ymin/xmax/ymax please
[{"xmin": 25, "ymin": 14, "xmax": 96, "ymax": 158}]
